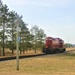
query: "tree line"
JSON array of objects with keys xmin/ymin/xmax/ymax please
[{"xmin": 0, "ymin": 0, "xmax": 46, "ymax": 56}]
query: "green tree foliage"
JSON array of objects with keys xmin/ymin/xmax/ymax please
[
  {"xmin": 0, "ymin": 1, "xmax": 10, "ymax": 56},
  {"xmin": 30, "ymin": 25, "xmax": 39, "ymax": 53},
  {"xmin": 64, "ymin": 43, "xmax": 73, "ymax": 48},
  {"xmin": 7, "ymin": 11, "xmax": 16, "ymax": 54},
  {"xmin": 19, "ymin": 24, "xmax": 33, "ymax": 54},
  {"xmin": 0, "ymin": 0, "xmax": 46, "ymax": 56},
  {"xmin": 30, "ymin": 25, "xmax": 46, "ymax": 52},
  {"xmin": 37, "ymin": 28, "xmax": 46, "ymax": 49}
]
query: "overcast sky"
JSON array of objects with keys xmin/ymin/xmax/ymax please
[{"xmin": 2, "ymin": 0, "xmax": 75, "ymax": 44}]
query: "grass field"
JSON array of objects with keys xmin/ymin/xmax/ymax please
[{"xmin": 0, "ymin": 48, "xmax": 75, "ymax": 75}]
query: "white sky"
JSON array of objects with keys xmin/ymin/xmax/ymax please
[{"xmin": 2, "ymin": 0, "xmax": 75, "ymax": 44}]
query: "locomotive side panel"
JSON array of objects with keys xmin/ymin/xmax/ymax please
[
  {"xmin": 42, "ymin": 36, "xmax": 66, "ymax": 54},
  {"xmin": 46, "ymin": 37, "xmax": 52, "ymax": 48}
]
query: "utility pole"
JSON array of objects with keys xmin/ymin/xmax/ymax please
[
  {"xmin": 15, "ymin": 16, "xmax": 21, "ymax": 71},
  {"xmin": 16, "ymin": 25, "xmax": 19, "ymax": 71}
]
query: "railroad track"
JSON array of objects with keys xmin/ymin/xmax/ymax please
[
  {"xmin": 1, "ymin": 49, "xmax": 74, "ymax": 62},
  {"xmin": 0, "ymin": 53, "xmax": 46, "ymax": 61}
]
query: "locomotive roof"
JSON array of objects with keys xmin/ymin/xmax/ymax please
[{"xmin": 46, "ymin": 36, "xmax": 63, "ymax": 41}]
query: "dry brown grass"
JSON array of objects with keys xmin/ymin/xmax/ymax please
[
  {"xmin": 0, "ymin": 50, "xmax": 43, "ymax": 58},
  {"xmin": 66, "ymin": 47, "xmax": 75, "ymax": 51},
  {"xmin": 0, "ymin": 48, "xmax": 75, "ymax": 75}
]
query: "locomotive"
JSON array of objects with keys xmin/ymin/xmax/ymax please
[{"xmin": 42, "ymin": 37, "xmax": 66, "ymax": 54}]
